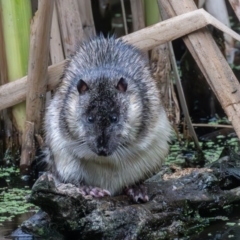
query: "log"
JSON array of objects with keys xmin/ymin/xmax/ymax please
[
  {"xmin": 1, "ymin": 9, "xmax": 240, "ymax": 111},
  {"xmin": 21, "ymin": 165, "xmax": 240, "ymax": 239}
]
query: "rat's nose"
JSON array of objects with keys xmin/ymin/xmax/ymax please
[{"xmin": 97, "ymin": 147, "xmax": 108, "ymax": 156}]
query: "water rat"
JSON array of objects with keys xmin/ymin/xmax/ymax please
[{"xmin": 44, "ymin": 36, "xmax": 172, "ymax": 202}]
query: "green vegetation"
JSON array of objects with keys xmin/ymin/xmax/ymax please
[
  {"xmin": 0, "ymin": 0, "xmax": 31, "ymax": 133},
  {"xmin": 0, "ymin": 167, "xmax": 38, "ymax": 225},
  {"xmin": 166, "ymin": 132, "xmax": 239, "ymax": 166}
]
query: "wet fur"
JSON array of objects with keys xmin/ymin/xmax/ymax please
[{"xmin": 44, "ymin": 36, "xmax": 172, "ymax": 195}]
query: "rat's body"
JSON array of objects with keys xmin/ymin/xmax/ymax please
[{"xmin": 44, "ymin": 36, "xmax": 171, "ymax": 201}]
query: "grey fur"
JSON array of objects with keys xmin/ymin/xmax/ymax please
[{"xmin": 44, "ymin": 36, "xmax": 172, "ymax": 195}]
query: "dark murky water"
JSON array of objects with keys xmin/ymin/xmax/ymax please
[
  {"xmin": 1, "ymin": 213, "xmax": 34, "ymax": 239},
  {"xmin": 191, "ymin": 206, "xmax": 240, "ymax": 240},
  {"xmin": 0, "ymin": 171, "xmax": 36, "ymax": 240}
]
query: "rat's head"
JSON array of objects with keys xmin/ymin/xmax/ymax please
[
  {"xmin": 76, "ymin": 74, "xmax": 128, "ymax": 157},
  {"xmin": 60, "ymin": 36, "xmax": 150, "ymax": 158}
]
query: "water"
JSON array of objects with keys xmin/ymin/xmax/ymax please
[
  {"xmin": 0, "ymin": 168, "xmax": 36, "ymax": 240},
  {"xmin": 1, "ymin": 213, "xmax": 34, "ymax": 239}
]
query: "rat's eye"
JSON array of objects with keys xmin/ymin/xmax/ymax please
[
  {"xmin": 109, "ymin": 114, "xmax": 118, "ymax": 123},
  {"xmin": 87, "ymin": 116, "xmax": 94, "ymax": 123}
]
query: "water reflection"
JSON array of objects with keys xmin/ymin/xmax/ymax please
[{"xmin": 0, "ymin": 212, "xmax": 34, "ymax": 239}]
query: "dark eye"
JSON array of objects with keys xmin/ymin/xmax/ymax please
[
  {"xmin": 87, "ymin": 116, "xmax": 94, "ymax": 123},
  {"xmin": 109, "ymin": 114, "xmax": 118, "ymax": 123}
]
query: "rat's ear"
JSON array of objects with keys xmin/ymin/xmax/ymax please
[
  {"xmin": 77, "ymin": 79, "xmax": 89, "ymax": 94},
  {"xmin": 116, "ymin": 78, "xmax": 127, "ymax": 92}
]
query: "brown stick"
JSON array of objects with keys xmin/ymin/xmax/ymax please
[
  {"xmin": 56, "ymin": 0, "xmax": 84, "ymax": 57},
  {"xmin": 20, "ymin": 121, "xmax": 35, "ymax": 174},
  {"xmin": 20, "ymin": 0, "xmax": 54, "ymax": 168},
  {"xmin": 191, "ymin": 123, "xmax": 233, "ymax": 128},
  {"xmin": 50, "ymin": 2, "xmax": 64, "ymax": 64},
  {"xmin": 156, "ymin": 5, "xmax": 200, "ymax": 149},
  {"xmin": 26, "ymin": 0, "xmax": 54, "ymax": 131},
  {"xmin": 228, "ymin": 0, "xmax": 240, "ymax": 21},
  {"xmin": 0, "ymin": 61, "xmax": 64, "ymax": 111},
  {"xmin": 1, "ymin": 9, "xmax": 240, "ymax": 111},
  {"xmin": 158, "ymin": 0, "xmax": 240, "ymax": 138},
  {"xmin": 77, "ymin": 0, "xmax": 96, "ymax": 38},
  {"xmin": 130, "ymin": 0, "xmax": 145, "ymax": 31}
]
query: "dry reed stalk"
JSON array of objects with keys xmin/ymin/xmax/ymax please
[
  {"xmin": 77, "ymin": 0, "xmax": 95, "ymax": 37},
  {"xmin": 46, "ymin": 2, "xmax": 65, "ymax": 106},
  {"xmin": 151, "ymin": 45, "xmax": 171, "ymax": 106},
  {"xmin": 143, "ymin": 0, "xmax": 179, "ymax": 129},
  {"xmin": 50, "ymin": 2, "xmax": 64, "ymax": 65},
  {"xmin": 228, "ymin": 0, "xmax": 240, "ymax": 21},
  {"xmin": 123, "ymin": 9, "xmax": 240, "ymax": 50},
  {"xmin": 130, "ymin": 0, "xmax": 145, "ymax": 31},
  {"xmin": 0, "ymin": 61, "xmax": 64, "ymax": 111},
  {"xmin": 20, "ymin": 0, "xmax": 54, "ymax": 171},
  {"xmin": 56, "ymin": 0, "xmax": 84, "ymax": 57},
  {"xmin": 158, "ymin": 0, "xmax": 240, "ymax": 139},
  {"xmin": 1, "ymin": 9, "xmax": 240, "ymax": 111},
  {"xmin": 168, "ymin": 41, "xmax": 201, "ymax": 149},
  {"xmin": 151, "ymin": 44, "xmax": 182, "ymax": 128},
  {"xmin": 157, "ymin": 3, "xmax": 199, "ymax": 149},
  {"xmin": 20, "ymin": 121, "xmax": 34, "ymax": 172}
]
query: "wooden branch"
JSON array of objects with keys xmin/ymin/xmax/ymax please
[
  {"xmin": 25, "ymin": 0, "xmax": 54, "ymax": 131},
  {"xmin": 130, "ymin": 0, "xmax": 145, "ymax": 31},
  {"xmin": 56, "ymin": 0, "xmax": 84, "ymax": 57},
  {"xmin": 0, "ymin": 61, "xmax": 64, "ymax": 111},
  {"xmin": 20, "ymin": 121, "xmax": 35, "ymax": 174},
  {"xmin": 1, "ymin": 9, "xmax": 240, "ymax": 111},
  {"xmin": 50, "ymin": 2, "xmax": 64, "ymax": 65},
  {"xmin": 156, "ymin": 3, "xmax": 200, "ymax": 149},
  {"xmin": 77, "ymin": 0, "xmax": 96, "ymax": 38},
  {"xmin": 158, "ymin": 0, "xmax": 240, "ymax": 139},
  {"xmin": 228, "ymin": 0, "xmax": 240, "ymax": 21},
  {"xmin": 20, "ymin": 0, "xmax": 54, "ymax": 168},
  {"xmin": 123, "ymin": 9, "xmax": 240, "ymax": 50},
  {"xmin": 192, "ymin": 123, "xmax": 233, "ymax": 128}
]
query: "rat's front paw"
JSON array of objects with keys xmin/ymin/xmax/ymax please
[
  {"xmin": 79, "ymin": 186, "xmax": 111, "ymax": 198},
  {"xmin": 125, "ymin": 185, "xmax": 149, "ymax": 203}
]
